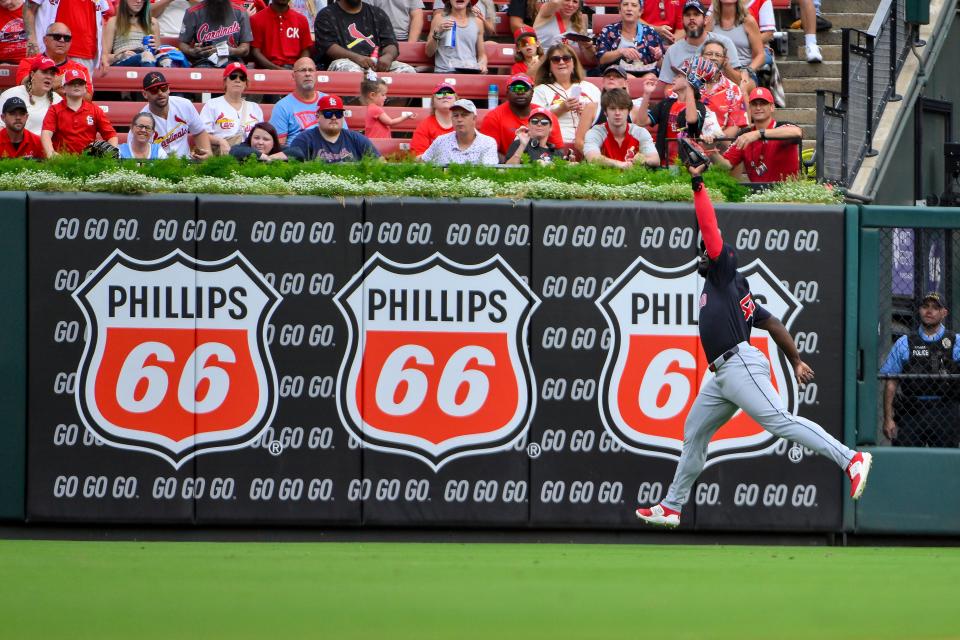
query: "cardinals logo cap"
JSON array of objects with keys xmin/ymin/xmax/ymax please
[
  {"xmin": 317, "ymin": 94, "xmax": 344, "ymax": 111},
  {"xmin": 63, "ymin": 68, "xmax": 86, "ymax": 85}
]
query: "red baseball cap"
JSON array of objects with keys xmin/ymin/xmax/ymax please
[
  {"xmin": 514, "ymin": 26, "xmax": 537, "ymax": 43},
  {"xmin": 432, "ymin": 81, "xmax": 456, "ymax": 94},
  {"xmin": 317, "ymin": 94, "xmax": 344, "ymax": 111},
  {"xmin": 63, "ymin": 68, "xmax": 86, "ymax": 85},
  {"xmin": 508, "ymin": 73, "xmax": 534, "ymax": 88},
  {"xmin": 31, "ymin": 56, "xmax": 57, "ymax": 72},
  {"xmin": 223, "ymin": 62, "xmax": 248, "ymax": 78},
  {"xmin": 748, "ymin": 87, "xmax": 774, "ymax": 104},
  {"xmin": 527, "ymin": 107, "xmax": 554, "ymax": 124}
]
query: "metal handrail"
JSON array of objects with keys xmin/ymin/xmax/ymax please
[{"xmin": 815, "ymin": 0, "xmax": 915, "ymax": 186}]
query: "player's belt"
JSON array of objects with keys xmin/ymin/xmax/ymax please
[{"xmin": 708, "ymin": 345, "xmax": 740, "ymax": 373}]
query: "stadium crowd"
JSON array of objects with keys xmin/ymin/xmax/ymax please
[{"xmin": 0, "ymin": 0, "xmax": 831, "ymax": 181}]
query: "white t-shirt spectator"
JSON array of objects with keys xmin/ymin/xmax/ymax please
[
  {"xmin": 200, "ymin": 96, "xmax": 263, "ymax": 141},
  {"xmin": 421, "ymin": 131, "xmax": 499, "ymax": 165},
  {"xmin": 155, "ymin": 0, "xmax": 193, "ymax": 38},
  {"xmin": 532, "ymin": 81, "xmax": 601, "ymax": 143},
  {"xmin": 140, "ymin": 95, "xmax": 205, "ymax": 157},
  {"xmin": 0, "ymin": 84, "xmax": 62, "ymax": 136}
]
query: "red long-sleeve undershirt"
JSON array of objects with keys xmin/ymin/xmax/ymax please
[{"xmin": 693, "ymin": 181, "xmax": 722, "ymax": 259}]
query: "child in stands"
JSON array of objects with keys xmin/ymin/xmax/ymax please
[
  {"xmin": 361, "ymin": 76, "xmax": 415, "ymax": 139},
  {"xmin": 511, "ymin": 26, "xmax": 543, "ymax": 77}
]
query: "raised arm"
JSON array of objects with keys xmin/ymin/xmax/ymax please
[{"xmin": 689, "ymin": 164, "xmax": 721, "ymax": 258}]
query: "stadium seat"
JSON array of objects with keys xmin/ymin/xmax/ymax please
[{"xmin": 591, "ymin": 13, "xmax": 620, "ymax": 33}]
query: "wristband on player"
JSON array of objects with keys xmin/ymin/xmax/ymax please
[{"xmin": 691, "ymin": 175, "xmax": 704, "ymax": 191}]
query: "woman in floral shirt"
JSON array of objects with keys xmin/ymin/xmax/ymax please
[{"xmin": 595, "ymin": 0, "xmax": 664, "ymax": 75}]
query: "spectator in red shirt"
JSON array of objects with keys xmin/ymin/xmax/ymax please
[
  {"xmin": 40, "ymin": 68, "xmax": 117, "ymax": 156},
  {"xmin": 641, "ymin": 0, "xmax": 684, "ymax": 44},
  {"xmin": 0, "ymin": 0, "xmax": 28, "ymax": 64},
  {"xmin": 0, "ymin": 96, "xmax": 43, "ymax": 158},
  {"xmin": 479, "ymin": 73, "xmax": 562, "ymax": 161},
  {"xmin": 250, "ymin": 0, "xmax": 312, "ymax": 69},
  {"xmin": 410, "ymin": 81, "xmax": 455, "ymax": 156},
  {"xmin": 23, "ymin": 0, "xmax": 109, "ymax": 74},
  {"xmin": 707, "ymin": 86, "xmax": 801, "ymax": 182},
  {"xmin": 16, "ymin": 23, "xmax": 93, "ymax": 98}
]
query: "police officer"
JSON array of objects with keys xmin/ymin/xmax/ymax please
[{"xmin": 880, "ymin": 292, "xmax": 960, "ymax": 448}]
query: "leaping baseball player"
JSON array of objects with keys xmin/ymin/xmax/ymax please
[{"xmin": 635, "ymin": 160, "xmax": 873, "ymax": 528}]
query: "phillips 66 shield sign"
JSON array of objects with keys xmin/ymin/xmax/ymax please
[
  {"xmin": 73, "ymin": 250, "xmax": 281, "ymax": 468},
  {"xmin": 597, "ymin": 255, "xmax": 801, "ymax": 466},
  {"xmin": 335, "ymin": 253, "xmax": 540, "ymax": 470}
]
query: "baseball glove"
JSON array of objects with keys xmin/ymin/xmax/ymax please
[
  {"xmin": 678, "ymin": 56, "xmax": 719, "ymax": 92},
  {"xmin": 84, "ymin": 140, "xmax": 120, "ymax": 159},
  {"xmin": 678, "ymin": 137, "xmax": 709, "ymax": 169}
]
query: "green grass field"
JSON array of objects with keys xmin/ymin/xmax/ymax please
[{"xmin": 1, "ymin": 540, "xmax": 957, "ymax": 639}]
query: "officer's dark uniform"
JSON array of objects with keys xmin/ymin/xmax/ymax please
[{"xmin": 893, "ymin": 331, "xmax": 960, "ymax": 447}]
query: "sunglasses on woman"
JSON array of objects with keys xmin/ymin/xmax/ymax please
[
  {"xmin": 227, "ymin": 73, "xmax": 247, "ymax": 81},
  {"xmin": 550, "ymin": 54, "xmax": 573, "ymax": 63},
  {"xmin": 435, "ymin": 89, "xmax": 455, "ymax": 97},
  {"xmin": 528, "ymin": 117, "xmax": 551, "ymax": 126},
  {"xmin": 320, "ymin": 110, "xmax": 344, "ymax": 119}
]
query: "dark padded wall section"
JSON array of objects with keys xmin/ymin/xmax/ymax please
[
  {"xmin": 357, "ymin": 199, "xmax": 534, "ymax": 525},
  {"xmin": 0, "ymin": 193, "xmax": 26, "ymax": 521},
  {"xmin": 193, "ymin": 196, "xmax": 362, "ymax": 524},
  {"xmin": 530, "ymin": 201, "xmax": 845, "ymax": 531},
  {"xmin": 28, "ymin": 194, "xmax": 198, "ymax": 522}
]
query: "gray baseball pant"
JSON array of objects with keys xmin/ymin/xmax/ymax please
[{"xmin": 662, "ymin": 342, "xmax": 855, "ymax": 512}]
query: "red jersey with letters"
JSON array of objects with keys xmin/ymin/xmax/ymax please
[
  {"xmin": 0, "ymin": 4, "xmax": 28, "ymax": 63},
  {"xmin": 42, "ymin": 99, "xmax": 117, "ymax": 153},
  {"xmin": 250, "ymin": 4, "xmax": 312, "ymax": 66}
]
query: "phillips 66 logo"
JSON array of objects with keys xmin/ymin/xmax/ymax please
[
  {"xmin": 73, "ymin": 250, "xmax": 281, "ymax": 467},
  {"xmin": 335, "ymin": 253, "xmax": 540, "ymax": 470},
  {"xmin": 597, "ymin": 255, "xmax": 800, "ymax": 465}
]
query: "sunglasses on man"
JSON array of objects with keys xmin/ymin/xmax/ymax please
[
  {"xmin": 320, "ymin": 110, "xmax": 344, "ymax": 119},
  {"xmin": 508, "ymin": 84, "xmax": 531, "ymax": 94},
  {"xmin": 146, "ymin": 85, "xmax": 170, "ymax": 95},
  {"xmin": 46, "ymin": 33, "xmax": 72, "ymax": 42}
]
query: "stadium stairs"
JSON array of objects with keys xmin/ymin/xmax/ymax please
[{"xmin": 777, "ymin": 0, "xmax": 881, "ymax": 149}]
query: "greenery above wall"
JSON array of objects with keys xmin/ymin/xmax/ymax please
[{"xmin": 0, "ymin": 156, "xmax": 843, "ymax": 204}]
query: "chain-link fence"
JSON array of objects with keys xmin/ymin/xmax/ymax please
[
  {"xmin": 876, "ymin": 226, "xmax": 960, "ymax": 448},
  {"xmin": 816, "ymin": 0, "xmax": 913, "ymax": 186}
]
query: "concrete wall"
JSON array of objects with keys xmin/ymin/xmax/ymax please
[{"xmin": 875, "ymin": 13, "xmax": 960, "ymax": 205}]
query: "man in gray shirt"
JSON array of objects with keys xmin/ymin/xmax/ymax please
[
  {"xmin": 367, "ymin": 0, "xmax": 424, "ymax": 42},
  {"xmin": 658, "ymin": 0, "xmax": 740, "ymax": 86}
]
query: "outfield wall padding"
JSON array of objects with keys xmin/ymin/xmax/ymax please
[
  {"xmin": 19, "ymin": 194, "xmax": 853, "ymax": 530},
  {"xmin": 0, "ymin": 192, "xmax": 26, "ymax": 522}
]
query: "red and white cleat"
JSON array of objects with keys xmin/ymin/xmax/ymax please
[
  {"xmin": 635, "ymin": 503, "xmax": 681, "ymax": 528},
  {"xmin": 847, "ymin": 451, "xmax": 873, "ymax": 500}
]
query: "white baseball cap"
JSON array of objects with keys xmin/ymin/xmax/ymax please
[{"xmin": 450, "ymin": 99, "xmax": 478, "ymax": 115}]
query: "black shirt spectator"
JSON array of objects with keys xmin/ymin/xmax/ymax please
[{"xmin": 313, "ymin": 0, "xmax": 412, "ymax": 72}]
